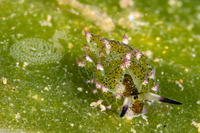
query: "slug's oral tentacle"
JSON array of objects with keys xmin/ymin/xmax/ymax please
[
  {"xmin": 159, "ymin": 96, "xmax": 182, "ymax": 105},
  {"xmin": 120, "ymin": 97, "xmax": 132, "ymax": 117},
  {"xmin": 143, "ymin": 93, "xmax": 182, "ymax": 105}
]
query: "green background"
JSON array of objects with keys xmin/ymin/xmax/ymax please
[{"xmin": 0, "ymin": 0, "xmax": 199, "ymax": 132}]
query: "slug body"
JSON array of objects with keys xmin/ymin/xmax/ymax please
[{"xmin": 78, "ymin": 32, "xmax": 182, "ymax": 118}]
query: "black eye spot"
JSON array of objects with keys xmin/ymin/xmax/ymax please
[{"xmin": 134, "ymin": 95, "xmax": 138, "ymax": 99}]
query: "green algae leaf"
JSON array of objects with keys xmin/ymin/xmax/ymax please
[{"xmin": 0, "ymin": 0, "xmax": 199, "ymax": 132}]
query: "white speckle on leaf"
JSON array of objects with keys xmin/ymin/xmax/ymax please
[
  {"xmin": 77, "ymin": 87, "xmax": 83, "ymax": 92},
  {"xmin": 44, "ymin": 87, "xmax": 49, "ymax": 91},
  {"xmin": 70, "ymin": 123, "xmax": 74, "ymax": 127},
  {"xmin": 100, "ymin": 104, "xmax": 106, "ymax": 111},
  {"xmin": 15, "ymin": 113, "xmax": 21, "ymax": 119},
  {"xmin": 2, "ymin": 77, "xmax": 7, "ymax": 84}
]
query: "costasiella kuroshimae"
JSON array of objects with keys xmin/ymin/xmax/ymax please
[{"xmin": 77, "ymin": 32, "xmax": 182, "ymax": 118}]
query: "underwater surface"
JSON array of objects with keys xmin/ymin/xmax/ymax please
[{"xmin": 0, "ymin": 0, "xmax": 200, "ymax": 132}]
